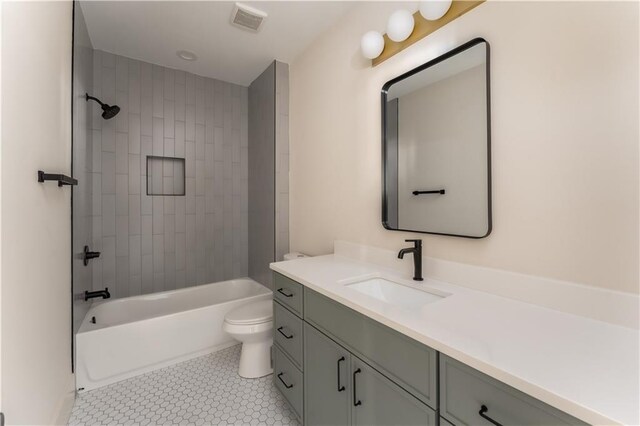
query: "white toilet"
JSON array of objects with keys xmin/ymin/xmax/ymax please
[{"xmin": 223, "ymin": 299, "xmax": 273, "ymax": 378}]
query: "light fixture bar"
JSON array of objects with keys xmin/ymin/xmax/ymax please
[{"xmin": 372, "ymin": 0, "xmax": 485, "ymax": 67}]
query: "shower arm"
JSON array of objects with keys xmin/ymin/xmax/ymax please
[{"xmin": 85, "ymin": 93, "xmax": 105, "ymax": 106}]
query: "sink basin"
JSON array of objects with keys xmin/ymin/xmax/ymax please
[{"xmin": 345, "ymin": 278, "xmax": 444, "ymax": 309}]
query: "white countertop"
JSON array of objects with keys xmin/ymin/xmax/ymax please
[{"xmin": 270, "ymin": 254, "xmax": 639, "ymax": 426}]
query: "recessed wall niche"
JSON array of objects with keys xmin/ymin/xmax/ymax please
[{"xmin": 146, "ymin": 156, "xmax": 186, "ymax": 196}]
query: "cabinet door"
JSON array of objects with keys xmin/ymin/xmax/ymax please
[
  {"xmin": 304, "ymin": 323, "xmax": 351, "ymax": 426},
  {"xmin": 351, "ymin": 357, "xmax": 436, "ymax": 426}
]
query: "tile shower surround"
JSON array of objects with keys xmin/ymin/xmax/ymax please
[
  {"xmin": 248, "ymin": 62, "xmax": 290, "ymax": 289},
  {"xmin": 90, "ymin": 51, "xmax": 249, "ymax": 299}
]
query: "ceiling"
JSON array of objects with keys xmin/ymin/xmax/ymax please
[{"xmin": 80, "ymin": 1, "xmax": 355, "ymax": 86}]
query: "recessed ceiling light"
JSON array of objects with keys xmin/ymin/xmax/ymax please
[{"xmin": 176, "ymin": 50, "xmax": 198, "ymax": 61}]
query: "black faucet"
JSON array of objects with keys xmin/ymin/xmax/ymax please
[
  {"xmin": 85, "ymin": 287, "xmax": 110, "ymax": 301},
  {"xmin": 398, "ymin": 239, "xmax": 423, "ymax": 281}
]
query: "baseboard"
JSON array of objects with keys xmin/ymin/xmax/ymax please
[{"xmin": 334, "ymin": 240, "xmax": 639, "ymax": 329}]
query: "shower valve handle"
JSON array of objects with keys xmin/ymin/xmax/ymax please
[{"xmin": 83, "ymin": 245, "xmax": 101, "ymax": 266}]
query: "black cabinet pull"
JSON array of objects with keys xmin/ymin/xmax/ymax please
[
  {"xmin": 277, "ymin": 326, "xmax": 293, "ymax": 339},
  {"xmin": 277, "ymin": 372, "xmax": 293, "ymax": 389},
  {"xmin": 337, "ymin": 357, "xmax": 346, "ymax": 392},
  {"xmin": 353, "ymin": 368, "xmax": 362, "ymax": 406},
  {"xmin": 479, "ymin": 405, "xmax": 503, "ymax": 426},
  {"xmin": 277, "ymin": 288, "xmax": 294, "ymax": 298}
]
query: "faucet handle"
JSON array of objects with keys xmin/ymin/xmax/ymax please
[{"xmin": 405, "ymin": 239, "xmax": 422, "ymax": 246}]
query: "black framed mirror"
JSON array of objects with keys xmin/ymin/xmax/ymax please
[{"xmin": 381, "ymin": 38, "xmax": 491, "ymax": 238}]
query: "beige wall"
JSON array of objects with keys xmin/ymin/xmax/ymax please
[
  {"xmin": 289, "ymin": 1, "xmax": 639, "ymax": 294},
  {"xmin": 1, "ymin": 1, "xmax": 75, "ymax": 424}
]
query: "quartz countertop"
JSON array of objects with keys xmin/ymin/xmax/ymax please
[{"xmin": 270, "ymin": 254, "xmax": 639, "ymax": 426}]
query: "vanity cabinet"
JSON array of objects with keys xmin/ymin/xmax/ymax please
[
  {"xmin": 304, "ymin": 323, "xmax": 436, "ymax": 426},
  {"xmin": 440, "ymin": 355, "xmax": 587, "ymax": 426},
  {"xmin": 304, "ymin": 283, "xmax": 437, "ymax": 408},
  {"xmin": 273, "ymin": 272, "xmax": 587, "ymax": 426}
]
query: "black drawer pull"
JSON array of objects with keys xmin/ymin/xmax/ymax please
[
  {"xmin": 479, "ymin": 405, "xmax": 503, "ymax": 426},
  {"xmin": 353, "ymin": 368, "xmax": 362, "ymax": 406},
  {"xmin": 277, "ymin": 288, "xmax": 294, "ymax": 298},
  {"xmin": 277, "ymin": 326, "xmax": 294, "ymax": 339},
  {"xmin": 277, "ymin": 372, "xmax": 293, "ymax": 389},
  {"xmin": 337, "ymin": 357, "xmax": 346, "ymax": 392}
]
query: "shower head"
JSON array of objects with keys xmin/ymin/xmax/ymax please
[
  {"xmin": 101, "ymin": 104, "xmax": 120, "ymax": 120},
  {"xmin": 85, "ymin": 93, "xmax": 120, "ymax": 120}
]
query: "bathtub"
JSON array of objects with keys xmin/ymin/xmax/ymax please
[{"xmin": 76, "ymin": 277, "xmax": 272, "ymax": 392}]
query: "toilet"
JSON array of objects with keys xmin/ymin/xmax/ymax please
[{"xmin": 223, "ymin": 299, "xmax": 273, "ymax": 378}]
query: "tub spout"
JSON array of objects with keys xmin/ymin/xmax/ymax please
[{"xmin": 85, "ymin": 287, "xmax": 110, "ymax": 301}]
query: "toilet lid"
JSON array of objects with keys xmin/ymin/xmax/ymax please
[{"xmin": 225, "ymin": 299, "xmax": 273, "ymax": 325}]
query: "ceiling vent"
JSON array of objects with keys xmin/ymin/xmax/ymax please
[{"xmin": 231, "ymin": 3, "xmax": 267, "ymax": 32}]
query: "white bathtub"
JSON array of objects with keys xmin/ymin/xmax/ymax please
[{"xmin": 76, "ymin": 277, "xmax": 272, "ymax": 392}]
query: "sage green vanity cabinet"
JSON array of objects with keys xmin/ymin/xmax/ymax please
[
  {"xmin": 304, "ymin": 322, "xmax": 436, "ymax": 426},
  {"xmin": 440, "ymin": 355, "xmax": 587, "ymax": 426},
  {"xmin": 304, "ymin": 285, "xmax": 437, "ymax": 408},
  {"xmin": 272, "ymin": 272, "xmax": 587, "ymax": 426}
]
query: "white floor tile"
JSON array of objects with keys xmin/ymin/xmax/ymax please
[{"xmin": 69, "ymin": 345, "xmax": 299, "ymax": 426}]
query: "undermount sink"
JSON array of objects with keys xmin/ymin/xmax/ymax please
[{"xmin": 345, "ymin": 277, "xmax": 445, "ymax": 309}]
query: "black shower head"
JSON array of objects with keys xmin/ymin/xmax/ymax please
[
  {"xmin": 101, "ymin": 104, "xmax": 120, "ymax": 120},
  {"xmin": 85, "ymin": 93, "xmax": 120, "ymax": 120}
]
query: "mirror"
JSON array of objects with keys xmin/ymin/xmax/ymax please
[{"xmin": 382, "ymin": 38, "xmax": 491, "ymax": 238}]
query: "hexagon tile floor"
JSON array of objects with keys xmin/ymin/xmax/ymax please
[{"xmin": 68, "ymin": 345, "xmax": 300, "ymax": 426}]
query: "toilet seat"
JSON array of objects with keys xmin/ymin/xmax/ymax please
[{"xmin": 224, "ymin": 299, "xmax": 272, "ymax": 326}]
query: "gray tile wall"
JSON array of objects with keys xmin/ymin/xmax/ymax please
[
  {"xmin": 275, "ymin": 62, "xmax": 290, "ymax": 262},
  {"xmin": 248, "ymin": 61, "xmax": 289, "ymax": 289},
  {"xmin": 90, "ymin": 50, "xmax": 248, "ymax": 299},
  {"xmin": 248, "ymin": 63, "xmax": 275, "ymax": 289},
  {"xmin": 72, "ymin": 3, "xmax": 94, "ymax": 333}
]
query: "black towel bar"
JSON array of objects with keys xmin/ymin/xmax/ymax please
[
  {"xmin": 412, "ymin": 189, "xmax": 445, "ymax": 195},
  {"xmin": 38, "ymin": 171, "xmax": 77, "ymax": 187}
]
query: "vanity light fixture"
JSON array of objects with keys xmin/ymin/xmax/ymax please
[
  {"xmin": 360, "ymin": 0, "xmax": 485, "ymax": 64},
  {"xmin": 361, "ymin": 31, "xmax": 385, "ymax": 60},
  {"xmin": 386, "ymin": 9, "xmax": 415, "ymax": 42},
  {"xmin": 176, "ymin": 50, "xmax": 198, "ymax": 61},
  {"xmin": 419, "ymin": 0, "xmax": 453, "ymax": 21}
]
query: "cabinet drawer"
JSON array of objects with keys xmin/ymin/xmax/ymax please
[
  {"xmin": 274, "ymin": 301, "xmax": 304, "ymax": 370},
  {"xmin": 273, "ymin": 273, "xmax": 303, "ymax": 317},
  {"xmin": 304, "ymin": 288, "xmax": 437, "ymax": 409},
  {"xmin": 274, "ymin": 346, "xmax": 303, "ymax": 422},
  {"xmin": 440, "ymin": 355, "xmax": 586, "ymax": 426}
]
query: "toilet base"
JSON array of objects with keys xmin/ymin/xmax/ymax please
[{"xmin": 238, "ymin": 341, "xmax": 273, "ymax": 378}]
